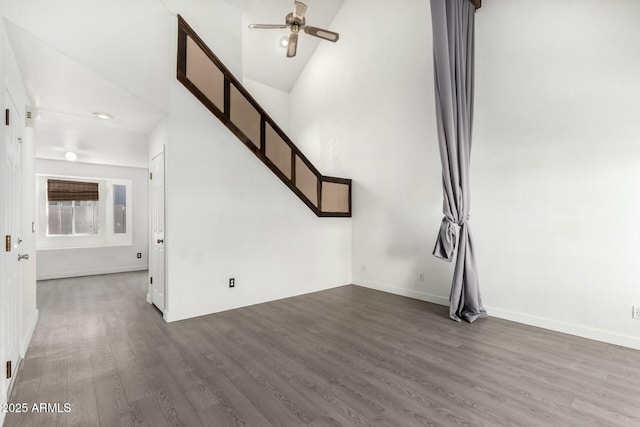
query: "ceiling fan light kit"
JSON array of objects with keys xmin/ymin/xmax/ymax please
[{"xmin": 249, "ymin": 1, "xmax": 340, "ymax": 58}]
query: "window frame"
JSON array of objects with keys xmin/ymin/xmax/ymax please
[{"xmin": 36, "ymin": 174, "xmax": 133, "ymax": 250}]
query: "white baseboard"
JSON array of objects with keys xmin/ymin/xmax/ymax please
[
  {"xmin": 485, "ymin": 306, "xmax": 640, "ymax": 351},
  {"xmin": 37, "ymin": 266, "xmax": 148, "ymax": 281},
  {"xmin": 20, "ymin": 309, "xmax": 39, "ymax": 358},
  {"xmin": 353, "ymin": 278, "xmax": 640, "ymax": 351},
  {"xmin": 354, "ymin": 278, "xmax": 450, "ymax": 306}
]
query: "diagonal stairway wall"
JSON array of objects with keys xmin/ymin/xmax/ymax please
[
  {"xmin": 159, "ymin": 12, "xmax": 352, "ymax": 322},
  {"xmin": 177, "ymin": 16, "xmax": 351, "ymax": 217}
]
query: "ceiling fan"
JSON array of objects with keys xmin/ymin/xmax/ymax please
[{"xmin": 248, "ymin": 1, "xmax": 340, "ymax": 58}]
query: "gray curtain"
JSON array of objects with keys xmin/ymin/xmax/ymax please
[{"xmin": 430, "ymin": 0, "xmax": 487, "ymax": 323}]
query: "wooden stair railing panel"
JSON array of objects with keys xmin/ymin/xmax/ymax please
[
  {"xmin": 185, "ymin": 36, "xmax": 225, "ymax": 111},
  {"xmin": 230, "ymin": 83, "xmax": 261, "ymax": 149},
  {"xmin": 177, "ymin": 15, "xmax": 351, "ymax": 217},
  {"xmin": 321, "ymin": 180, "xmax": 350, "ymax": 214},
  {"xmin": 265, "ymin": 123, "xmax": 292, "ymax": 179},
  {"xmin": 295, "ymin": 156, "xmax": 318, "ymax": 208}
]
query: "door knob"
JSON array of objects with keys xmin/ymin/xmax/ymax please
[
  {"xmin": 157, "ymin": 239, "xmax": 164, "ymax": 244},
  {"xmin": 18, "ymin": 253, "xmax": 29, "ymax": 261}
]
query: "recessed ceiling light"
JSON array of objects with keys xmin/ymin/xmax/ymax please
[
  {"xmin": 92, "ymin": 112, "xmax": 113, "ymax": 120},
  {"xmin": 279, "ymin": 36, "xmax": 289, "ymax": 48},
  {"xmin": 64, "ymin": 151, "xmax": 78, "ymax": 161}
]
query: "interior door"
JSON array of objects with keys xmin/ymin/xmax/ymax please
[
  {"xmin": 2, "ymin": 91, "xmax": 23, "ymax": 393},
  {"xmin": 151, "ymin": 151, "xmax": 165, "ymax": 311}
]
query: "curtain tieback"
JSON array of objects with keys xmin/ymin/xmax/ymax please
[{"xmin": 432, "ymin": 216, "xmax": 468, "ymax": 262}]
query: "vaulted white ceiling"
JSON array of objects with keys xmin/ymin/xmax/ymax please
[
  {"xmin": 1, "ymin": 0, "xmax": 344, "ymax": 167},
  {"xmin": 235, "ymin": 0, "xmax": 344, "ymax": 92},
  {"xmin": 4, "ymin": 19, "xmax": 165, "ymax": 168}
]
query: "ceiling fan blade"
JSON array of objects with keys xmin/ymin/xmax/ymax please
[
  {"xmin": 293, "ymin": 1, "xmax": 308, "ymax": 20},
  {"xmin": 248, "ymin": 24, "xmax": 289, "ymax": 29},
  {"xmin": 303, "ymin": 26, "xmax": 339, "ymax": 42},
  {"xmin": 287, "ymin": 33, "xmax": 298, "ymax": 58}
]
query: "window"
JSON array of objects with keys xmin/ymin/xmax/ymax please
[
  {"xmin": 47, "ymin": 179, "xmax": 100, "ymax": 236},
  {"xmin": 48, "ymin": 200, "xmax": 99, "ymax": 235},
  {"xmin": 37, "ymin": 175, "xmax": 133, "ymax": 249},
  {"xmin": 113, "ymin": 184, "xmax": 126, "ymax": 234}
]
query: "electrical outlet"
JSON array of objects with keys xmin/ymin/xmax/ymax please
[
  {"xmin": 361, "ymin": 264, "xmax": 367, "ymax": 272},
  {"xmin": 136, "ymin": 253, "xmax": 142, "ymax": 259},
  {"xmin": 229, "ymin": 278, "xmax": 235, "ymax": 288},
  {"xmin": 633, "ymin": 306, "xmax": 640, "ymax": 319},
  {"xmin": 418, "ymin": 273, "xmax": 425, "ymax": 282}
]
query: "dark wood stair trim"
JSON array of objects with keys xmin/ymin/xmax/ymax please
[{"xmin": 176, "ymin": 15, "xmax": 352, "ymax": 218}]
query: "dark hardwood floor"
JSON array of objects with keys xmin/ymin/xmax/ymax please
[{"xmin": 5, "ymin": 271, "xmax": 640, "ymax": 426}]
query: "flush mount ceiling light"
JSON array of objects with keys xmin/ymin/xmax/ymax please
[
  {"xmin": 279, "ymin": 36, "xmax": 289, "ymax": 48},
  {"xmin": 92, "ymin": 112, "xmax": 113, "ymax": 120},
  {"xmin": 64, "ymin": 151, "xmax": 78, "ymax": 161}
]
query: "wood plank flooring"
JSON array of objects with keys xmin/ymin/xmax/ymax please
[{"xmin": 5, "ymin": 271, "xmax": 640, "ymax": 426}]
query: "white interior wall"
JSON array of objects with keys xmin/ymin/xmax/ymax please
[
  {"xmin": 472, "ymin": 0, "xmax": 640, "ymax": 348},
  {"xmin": 149, "ymin": 116, "xmax": 168, "ymax": 159},
  {"xmin": 35, "ymin": 159, "xmax": 149, "ymax": 280},
  {"xmin": 164, "ymin": 77, "xmax": 352, "ymax": 322},
  {"xmin": 290, "ymin": 0, "xmax": 451, "ymax": 302},
  {"xmin": 291, "ymin": 0, "xmax": 640, "ymax": 349}
]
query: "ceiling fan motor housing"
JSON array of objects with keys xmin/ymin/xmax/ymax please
[{"xmin": 286, "ymin": 12, "xmax": 305, "ymax": 29}]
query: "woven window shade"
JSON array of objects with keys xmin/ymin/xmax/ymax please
[{"xmin": 47, "ymin": 180, "xmax": 99, "ymax": 202}]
